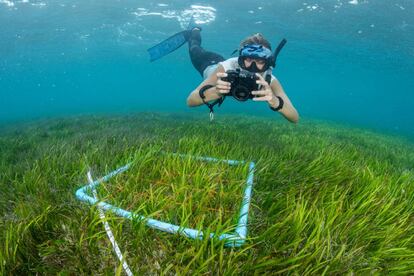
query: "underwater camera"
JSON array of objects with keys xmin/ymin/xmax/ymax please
[{"xmin": 222, "ymin": 69, "xmax": 259, "ymax": 102}]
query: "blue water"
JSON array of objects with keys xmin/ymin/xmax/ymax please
[{"xmin": 1, "ymin": 0, "xmax": 413, "ymax": 138}]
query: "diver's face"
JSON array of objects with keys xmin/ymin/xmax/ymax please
[{"xmin": 244, "ymin": 57, "xmax": 266, "ymax": 71}]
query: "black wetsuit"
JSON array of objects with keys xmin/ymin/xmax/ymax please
[{"xmin": 188, "ymin": 29, "xmax": 225, "ymax": 77}]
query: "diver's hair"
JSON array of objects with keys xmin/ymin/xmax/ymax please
[{"xmin": 240, "ymin": 33, "xmax": 272, "ymax": 50}]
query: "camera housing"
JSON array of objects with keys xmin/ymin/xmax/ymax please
[{"xmin": 222, "ymin": 69, "xmax": 259, "ymax": 102}]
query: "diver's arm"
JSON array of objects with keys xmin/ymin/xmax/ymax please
[
  {"xmin": 186, "ymin": 65, "xmax": 225, "ymax": 107},
  {"xmin": 270, "ymin": 78, "xmax": 299, "ymax": 123}
]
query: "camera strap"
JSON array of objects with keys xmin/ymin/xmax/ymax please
[{"xmin": 199, "ymin": 84, "xmax": 225, "ymax": 121}]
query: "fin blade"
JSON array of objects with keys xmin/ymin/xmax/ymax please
[
  {"xmin": 187, "ymin": 15, "xmax": 196, "ymax": 30},
  {"xmin": 147, "ymin": 30, "xmax": 189, "ymax": 62}
]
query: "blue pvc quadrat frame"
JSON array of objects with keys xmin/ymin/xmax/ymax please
[{"xmin": 75, "ymin": 153, "xmax": 255, "ymax": 247}]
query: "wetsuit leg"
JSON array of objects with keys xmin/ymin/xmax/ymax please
[{"xmin": 187, "ymin": 29, "xmax": 225, "ymax": 77}]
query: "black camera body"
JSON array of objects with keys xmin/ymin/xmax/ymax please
[{"xmin": 222, "ymin": 69, "xmax": 259, "ymax": 102}]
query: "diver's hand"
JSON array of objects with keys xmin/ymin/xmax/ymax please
[
  {"xmin": 215, "ymin": 72, "xmax": 231, "ymax": 95},
  {"xmin": 252, "ymin": 73, "xmax": 278, "ymax": 107}
]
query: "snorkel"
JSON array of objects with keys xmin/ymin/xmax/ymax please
[{"xmin": 237, "ymin": 39, "xmax": 287, "ymax": 73}]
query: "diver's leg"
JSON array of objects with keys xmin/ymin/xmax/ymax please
[{"xmin": 187, "ymin": 28, "xmax": 225, "ymax": 77}]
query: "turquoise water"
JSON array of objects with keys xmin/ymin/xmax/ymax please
[{"xmin": 1, "ymin": 0, "xmax": 413, "ymax": 138}]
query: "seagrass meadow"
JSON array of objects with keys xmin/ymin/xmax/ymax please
[{"xmin": 1, "ymin": 112, "xmax": 414, "ymax": 275}]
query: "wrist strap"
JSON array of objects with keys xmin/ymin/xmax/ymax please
[
  {"xmin": 199, "ymin": 85, "xmax": 214, "ymax": 100},
  {"xmin": 270, "ymin": 96, "xmax": 284, "ymax": 111},
  {"xmin": 199, "ymin": 85, "xmax": 225, "ymax": 121}
]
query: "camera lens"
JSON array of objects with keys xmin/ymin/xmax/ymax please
[{"xmin": 233, "ymin": 85, "xmax": 250, "ymax": 102}]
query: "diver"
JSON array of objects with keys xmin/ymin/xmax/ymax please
[{"xmin": 147, "ymin": 23, "xmax": 299, "ymax": 123}]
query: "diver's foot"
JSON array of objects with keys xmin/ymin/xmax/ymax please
[
  {"xmin": 190, "ymin": 27, "xmax": 201, "ymax": 39},
  {"xmin": 184, "ymin": 27, "xmax": 202, "ymax": 41}
]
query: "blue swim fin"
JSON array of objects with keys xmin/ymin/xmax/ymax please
[
  {"xmin": 147, "ymin": 30, "xmax": 189, "ymax": 62},
  {"xmin": 186, "ymin": 15, "xmax": 197, "ymax": 30},
  {"xmin": 147, "ymin": 15, "xmax": 200, "ymax": 62}
]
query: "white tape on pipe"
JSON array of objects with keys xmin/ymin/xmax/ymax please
[{"xmin": 87, "ymin": 171, "xmax": 133, "ymax": 276}]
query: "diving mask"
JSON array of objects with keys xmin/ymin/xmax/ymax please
[{"xmin": 238, "ymin": 44, "xmax": 273, "ymax": 73}]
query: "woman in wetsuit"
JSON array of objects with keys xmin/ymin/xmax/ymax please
[{"xmin": 186, "ymin": 28, "xmax": 299, "ymax": 124}]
